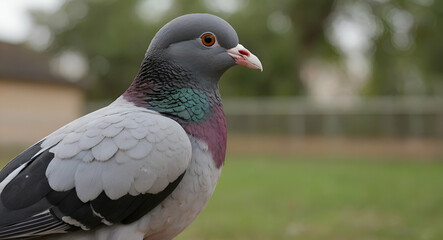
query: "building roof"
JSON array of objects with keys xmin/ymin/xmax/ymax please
[{"xmin": 0, "ymin": 42, "xmax": 76, "ymax": 86}]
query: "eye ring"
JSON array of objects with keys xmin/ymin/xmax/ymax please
[{"xmin": 200, "ymin": 33, "xmax": 216, "ymax": 47}]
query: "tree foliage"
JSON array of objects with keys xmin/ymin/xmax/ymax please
[{"xmin": 30, "ymin": 0, "xmax": 443, "ymax": 100}]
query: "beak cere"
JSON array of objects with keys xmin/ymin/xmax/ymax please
[{"xmin": 227, "ymin": 44, "xmax": 263, "ymax": 71}]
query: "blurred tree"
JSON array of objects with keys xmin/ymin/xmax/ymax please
[
  {"xmin": 29, "ymin": 0, "xmax": 443, "ymax": 100},
  {"xmin": 364, "ymin": 0, "xmax": 443, "ymax": 96},
  {"xmin": 31, "ymin": 0, "xmax": 156, "ymax": 99}
]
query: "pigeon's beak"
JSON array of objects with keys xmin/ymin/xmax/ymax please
[{"xmin": 227, "ymin": 44, "xmax": 263, "ymax": 71}]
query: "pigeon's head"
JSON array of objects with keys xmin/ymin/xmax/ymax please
[{"xmin": 145, "ymin": 13, "xmax": 262, "ymax": 80}]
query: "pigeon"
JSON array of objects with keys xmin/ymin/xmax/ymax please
[{"xmin": 0, "ymin": 13, "xmax": 262, "ymax": 240}]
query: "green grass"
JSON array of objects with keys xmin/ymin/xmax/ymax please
[
  {"xmin": 1, "ymin": 151, "xmax": 442, "ymax": 240},
  {"xmin": 177, "ymin": 155, "xmax": 443, "ymax": 240}
]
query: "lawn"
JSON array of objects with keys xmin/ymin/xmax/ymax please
[
  {"xmin": 1, "ymin": 151, "xmax": 442, "ymax": 240},
  {"xmin": 177, "ymin": 155, "xmax": 443, "ymax": 240}
]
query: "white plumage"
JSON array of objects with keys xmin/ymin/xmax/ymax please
[{"xmin": 45, "ymin": 97, "xmax": 192, "ymax": 202}]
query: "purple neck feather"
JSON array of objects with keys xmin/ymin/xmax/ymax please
[
  {"xmin": 123, "ymin": 58, "xmax": 227, "ymax": 168},
  {"xmin": 182, "ymin": 104, "xmax": 227, "ymax": 168}
]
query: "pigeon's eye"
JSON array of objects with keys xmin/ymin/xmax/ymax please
[{"xmin": 200, "ymin": 33, "xmax": 216, "ymax": 47}]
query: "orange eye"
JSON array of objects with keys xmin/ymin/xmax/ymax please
[{"xmin": 200, "ymin": 33, "xmax": 216, "ymax": 47}]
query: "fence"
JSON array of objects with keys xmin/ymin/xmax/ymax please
[{"xmin": 223, "ymin": 97, "xmax": 443, "ymax": 138}]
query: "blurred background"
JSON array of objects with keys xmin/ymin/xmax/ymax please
[{"xmin": 0, "ymin": 0, "xmax": 442, "ymax": 239}]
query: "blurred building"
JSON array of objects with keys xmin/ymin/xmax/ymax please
[{"xmin": 0, "ymin": 42, "xmax": 85, "ymax": 146}]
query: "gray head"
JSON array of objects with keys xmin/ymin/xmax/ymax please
[{"xmin": 145, "ymin": 13, "xmax": 262, "ymax": 80}]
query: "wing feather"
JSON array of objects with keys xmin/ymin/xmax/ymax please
[
  {"xmin": 0, "ymin": 98, "xmax": 192, "ymax": 239},
  {"xmin": 74, "ymin": 161, "xmax": 104, "ymax": 202}
]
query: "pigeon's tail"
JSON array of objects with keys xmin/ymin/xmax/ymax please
[{"xmin": 0, "ymin": 210, "xmax": 75, "ymax": 239}]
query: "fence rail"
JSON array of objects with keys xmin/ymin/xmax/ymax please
[{"xmin": 222, "ymin": 97, "xmax": 443, "ymax": 138}]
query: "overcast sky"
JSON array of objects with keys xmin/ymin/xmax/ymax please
[{"xmin": 0, "ymin": 0, "xmax": 62, "ymax": 43}]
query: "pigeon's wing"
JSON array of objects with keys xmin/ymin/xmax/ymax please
[{"xmin": 0, "ymin": 103, "xmax": 192, "ymax": 239}]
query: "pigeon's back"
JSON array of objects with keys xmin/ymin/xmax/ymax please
[{"xmin": 0, "ymin": 97, "xmax": 194, "ymax": 239}]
